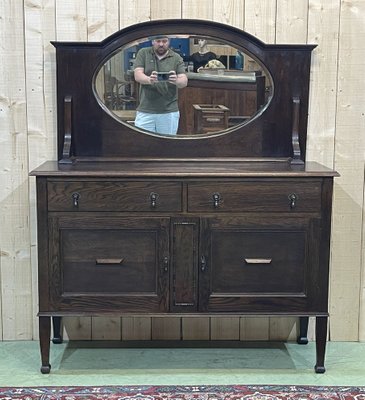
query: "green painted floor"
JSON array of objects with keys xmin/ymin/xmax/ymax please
[{"xmin": 0, "ymin": 340, "xmax": 364, "ymax": 387}]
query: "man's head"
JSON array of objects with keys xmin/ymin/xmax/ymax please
[{"xmin": 151, "ymin": 35, "xmax": 170, "ymax": 57}]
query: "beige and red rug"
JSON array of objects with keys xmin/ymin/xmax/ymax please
[{"xmin": 0, "ymin": 385, "xmax": 365, "ymax": 399}]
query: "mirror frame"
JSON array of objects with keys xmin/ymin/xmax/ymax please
[{"xmin": 52, "ymin": 19, "xmax": 316, "ymax": 162}]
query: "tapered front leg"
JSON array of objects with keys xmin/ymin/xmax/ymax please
[
  {"xmin": 52, "ymin": 316, "xmax": 63, "ymax": 344},
  {"xmin": 314, "ymin": 316, "xmax": 327, "ymax": 373},
  {"xmin": 39, "ymin": 316, "xmax": 51, "ymax": 374},
  {"xmin": 297, "ymin": 316, "xmax": 309, "ymax": 344}
]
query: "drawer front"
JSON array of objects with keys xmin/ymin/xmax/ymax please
[
  {"xmin": 198, "ymin": 216, "xmax": 323, "ymax": 313},
  {"xmin": 47, "ymin": 181, "xmax": 182, "ymax": 212},
  {"xmin": 47, "ymin": 216, "xmax": 169, "ymax": 312},
  {"xmin": 210, "ymin": 229, "xmax": 306, "ymax": 294},
  {"xmin": 188, "ymin": 180, "xmax": 322, "ymax": 212}
]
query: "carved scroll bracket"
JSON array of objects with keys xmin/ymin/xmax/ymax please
[
  {"xmin": 291, "ymin": 96, "xmax": 304, "ymax": 165},
  {"xmin": 59, "ymin": 95, "xmax": 73, "ymax": 164}
]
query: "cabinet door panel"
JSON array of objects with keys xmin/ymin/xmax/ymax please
[
  {"xmin": 170, "ymin": 218, "xmax": 199, "ymax": 312},
  {"xmin": 199, "ymin": 216, "xmax": 323, "ymax": 313},
  {"xmin": 47, "ymin": 216, "xmax": 169, "ymax": 313},
  {"xmin": 211, "ymin": 230, "xmax": 306, "ymax": 293}
]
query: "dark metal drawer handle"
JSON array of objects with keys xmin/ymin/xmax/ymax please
[
  {"xmin": 95, "ymin": 258, "xmax": 124, "ymax": 265},
  {"xmin": 244, "ymin": 258, "xmax": 272, "ymax": 264},
  {"xmin": 212, "ymin": 193, "xmax": 221, "ymax": 208},
  {"xmin": 288, "ymin": 193, "xmax": 298, "ymax": 209},
  {"xmin": 150, "ymin": 192, "xmax": 159, "ymax": 208},
  {"xmin": 72, "ymin": 192, "xmax": 80, "ymax": 207}
]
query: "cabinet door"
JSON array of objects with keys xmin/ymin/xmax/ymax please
[
  {"xmin": 199, "ymin": 216, "xmax": 326, "ymax": 314},
  {"xmin": 47, "ymin": 216, "xmax": 169, "ymax": 313}
]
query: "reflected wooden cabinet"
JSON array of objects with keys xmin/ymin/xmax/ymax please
[{"xmin": 178, "ymin": 75, "xmax": 265, "ymax": 134}]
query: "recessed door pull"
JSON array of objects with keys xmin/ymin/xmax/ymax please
[
  {"xmin": 95, "ymin": 258, "xmax": 124, "ymax": 265},
  {"xmin": 244, "ymin": 258, "xmax": 272, "ymax": 264}
]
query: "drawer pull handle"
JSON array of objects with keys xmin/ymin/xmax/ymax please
[
  {"xmin": 95, "ymin": 258, "xmax": 124, "ymax": 265},
  {"xmin": 72, "ymin": 192, "xmax": 80, "ymax": 207},
  {"xmin": 212, "ymin": 193, "xmax": 221, "ymax": 208},
  {"xmin": 288, "ymin": 193, "xmax": 298, "ymax": 209},
  {"xmin": 150, "ymin": 192, "xmax": 159, "ymax": 208},
  {"xmin": 244, "ymin": 258, "xmax": 272, "ymax": 264}
]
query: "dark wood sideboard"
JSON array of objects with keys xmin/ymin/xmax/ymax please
[{"xmin": 30, "ymin": 19, "xmax": 338, "ymax": 374}]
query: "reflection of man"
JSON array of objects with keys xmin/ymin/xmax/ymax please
[{"xmin": 133, "ymin": 35, "xmax": 188, "ymax": 135}]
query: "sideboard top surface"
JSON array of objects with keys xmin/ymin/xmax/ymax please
[{"xmin": 30, "ymin": 160, "xmax": 339, "ymax": 178}]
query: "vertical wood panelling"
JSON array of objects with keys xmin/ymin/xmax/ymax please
[
  {"xmin": 0, "ymin": 0, "xmax": 364, "ymax": 343},
  {"xmin": 306, "ymin": 1, "xmax": 340, "ymax": 167},
  {"xmin": 87, "ymin": 0, "xmax": 120, "ymax": 41},
  {"xmin": 361, "ymin": 180, "xmax": 365, "ymax": 341},
  {"xmin": 55, "ymin": 1, "xmax": 87, "ymax": 41},
  {"xmin": 212, "ymin": 0, "xmax": 244, "ymax": 29},
  {"xmin": 182, "ymin": 0, "xmax": 214, "ymax": 19},
  {"xmin": 0, "ymin": 0, "xmax": 33, "ymax": 340},
  {"xmin": 244, "ymin": 0, "xmax": 277, "ymax": 43},
  {"xmin": 150, "ymin": 0, "xmax": 182, "ymax": 19},
  {"xmin": 276, "ymin": 0, "xmax": 308, "ymax": 43},
  {"xmin": 122, "ymin": 317, "xmax": 152, "ymax": 340},
  {"xmin": 329, "ymin": 0, "xmax": 365, "ymax": 340},
  {"xmin": 119, "ymin": 0, "xmax": 151, "ymax": 29},
  {"xmin": 25, "ymin": 0, "xmax": 57, "ymax": 340},
  {"xmin": 182, "ymin": 318, "xmax": 210, "ymax": 340}
]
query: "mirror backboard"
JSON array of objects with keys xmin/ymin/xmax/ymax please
[{"xmin": 51, "ymin": 19, "xmax": 315, "ymax": 161}]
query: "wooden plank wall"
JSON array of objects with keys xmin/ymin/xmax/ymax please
[{"xmin": 0, "ymin": 0, "xmax": 364, "ymax": 342}]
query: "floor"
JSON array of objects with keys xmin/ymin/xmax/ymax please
[{"xmin": 0, "ymin": 340, "xmax": 364, "ymax": 387}]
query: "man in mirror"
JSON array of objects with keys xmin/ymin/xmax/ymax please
[{"xmin": 133, "ymin": 35, "xmax": 188, "ymax": 135}]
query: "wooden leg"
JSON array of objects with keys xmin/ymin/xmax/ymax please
[
  {"xmin": 39, "ymin": 316, "xmax": 51, "ymax": 374},
  {"xmin": 297, "ymin": 316, "xmax": 309, "ymax": 344},
  {"xmin": 314, "ymin": 316, "xmax": 327, "ymax": 373},
  {"xmin": 52, "ymin": 316, "xmax": 63, "ymax": 344}
]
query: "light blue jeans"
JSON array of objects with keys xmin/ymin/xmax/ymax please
[{"xmin": 135, "ymin": 111, "xmax": 179, "ymax": 135}]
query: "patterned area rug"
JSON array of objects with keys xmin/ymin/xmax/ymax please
[{"xmin": 0, "ymin": 385, "xmax": 365, "ymax": 400}]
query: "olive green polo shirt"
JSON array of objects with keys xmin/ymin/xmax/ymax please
[{"xmin": 134, "ymin": 47, "xmax": 186, "ymax": 114}]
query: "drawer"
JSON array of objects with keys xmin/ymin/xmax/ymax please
[
  {"xmin": 61, "ymin": 227, "xmax": 159, "ymax": 294},
  {"xmin": 210, "ymin": 228, "xmax": 307, "ymax": 294},
  {"xmin": 47, "ymin": 216, "xmax": 170, "ymax": 312},
  {"xmin": 188, "ymin": 180, "xmax": 322, "ymax": 212},
  {"xmin": 47, "ymin": 180, "xmax": 182, "ymax": 212}
]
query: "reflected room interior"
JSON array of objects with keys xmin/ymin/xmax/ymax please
[{"xmin": 94, "ymin": 35, "xmax": 273, "ymax": 137}]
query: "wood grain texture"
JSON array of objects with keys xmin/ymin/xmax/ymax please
[
  {"xmin": 329, "ymin": 0, "xmax": 365, "ymax": 341},
  {"xmin": 0, "ymin": 0, "xmax": 33, "ymax": 340}
]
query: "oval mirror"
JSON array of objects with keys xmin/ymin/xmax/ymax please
[{"xmin": 94, "ymin": 34, "xmax": 273, "ymax": 138}]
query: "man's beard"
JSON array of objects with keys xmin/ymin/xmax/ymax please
[{"xmin": 156, "ymin": 47, "xmax": 168, "ymax": 56}]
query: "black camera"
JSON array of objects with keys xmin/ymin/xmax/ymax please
[{"xmin": 156, "ymin": 72, "xmax": 171, "ymax": 81}]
